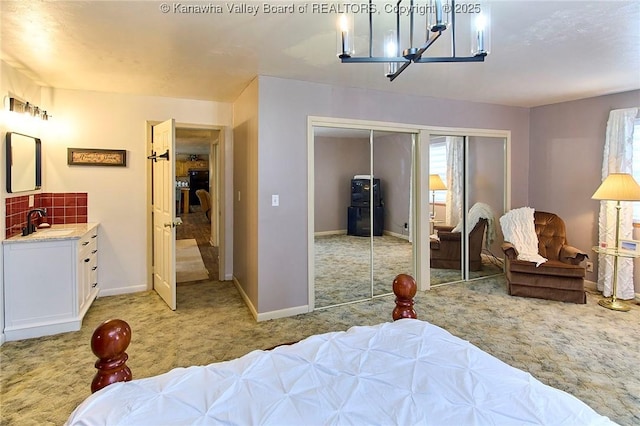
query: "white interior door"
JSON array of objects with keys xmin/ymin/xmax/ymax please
[{"xmin": 152, "ymin": 119, "xmax": 177, "ymax": 310}]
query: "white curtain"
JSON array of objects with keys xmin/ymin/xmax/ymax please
[
  {"xmin": 445, "ymin": 136, "xmax": 464, "ymax": 226},
  {"xmin": 597, "ymin": 107, "xmax": 639, "ymax": 299}
]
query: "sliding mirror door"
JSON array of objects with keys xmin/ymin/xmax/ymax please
[
  {"xmin": 429, "ymin": 134, "xmax": 507, "ymax": 285},
  {"xmin": 314, "ymin": 128, "xmax": 373, "ymax": 307},
  {"xmin": 429, "ymin": 136, "xmax": 463, "ymax": 284},
  {"xmin": 467, "ymin": 136, "xmax": 507, "ymax": 279},
  {"xmin": 313, "ymin": 126, "xmax": 417, "ymax": 308},
  {"xmin": 372, "ymin": 131, "xmax": 414, "ymax": 297}
]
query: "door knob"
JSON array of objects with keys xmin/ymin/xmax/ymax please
[{"xmin": 164, "ymin": 218, "xmax": 183, "ymax": 228}]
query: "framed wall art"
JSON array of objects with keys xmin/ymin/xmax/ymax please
[{"xmin": 68, "ymin": 148, "xmax": 127, "ymax": 167}]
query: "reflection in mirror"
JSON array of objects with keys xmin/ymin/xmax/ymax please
[
  {"xmin": 467, "ymin": 136, "xmax": 506, "ymax": 278},
  {"xmin": 372, "ymin": 131, "xmax": 414, "ymax": 297},
  {"xmin": 429, "ymin": 135, "xmax": 506, "ymax": 285},
  {"xmin": 429, "ymin": 135, "xmax": 463, "ymax": 284},
  {"xmin": 6, "ymin": 132, "xmax": 41, "ymax": 193},
  {"xmin": 314, "ymin": 127, "xmax": 372, "ymax": 308}
]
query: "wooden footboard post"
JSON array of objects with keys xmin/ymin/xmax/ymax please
[
  {"xmin": 392, "ymin": 274, "xmax": 417, "ymax": 320},
  {"xmin": 91, "ymin": 319, "xmax": 133, "ymax": 393}
]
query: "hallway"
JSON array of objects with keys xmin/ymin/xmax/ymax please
[{"xmin": 176, "ymin": 206, "xmax": 219, "ymax": 281}]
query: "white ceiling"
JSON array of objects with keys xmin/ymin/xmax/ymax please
[{"xmin": 1, "ymin": 1, "xmax": 639, "ymax": 108}]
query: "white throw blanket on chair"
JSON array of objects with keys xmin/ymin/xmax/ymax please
[
  {"xmin": 500, "ymin": 207, "xmax": 547, "ymax": 266},
  {"xmin": 452, "ymin": 202, "xmax": 496, "ymax": 249}
]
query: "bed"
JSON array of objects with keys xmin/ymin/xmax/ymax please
[{"xmin": 66, "ymin": 275, "xmax": 614, "ymax": 425}]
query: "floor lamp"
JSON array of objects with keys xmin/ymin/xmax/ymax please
[
  {"xmin": 591, "ymin": 173, "xmax": 640, "ymax": 311},
  {"xmin": 429, "ymin": 174, "xmax": 447, "ymax": 219}
]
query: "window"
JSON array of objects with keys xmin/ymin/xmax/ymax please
[
  {"xmin": 633, "ymin": 119, "xmax": 640, "ymax": 222},
  {"xmin": 429, "ymin": 141, "xmax": 447, "ymax": 203}
]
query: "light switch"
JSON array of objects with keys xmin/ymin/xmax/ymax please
[
  {"xmin": 272, "ymin": 194, "xmax": 279, "ymax": 207},
  {"xmin": 28, "ymin": 195, "xmax": 34, "ymax": 207}
]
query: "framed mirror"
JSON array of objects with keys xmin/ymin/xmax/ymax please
[{"xmin": 6, "ymin": 132, "xmax": 42, "ymax": 193}]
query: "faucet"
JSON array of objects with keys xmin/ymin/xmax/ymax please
[{"xmin": 22, "ymin": 208, "xmax": 47, "ymax": 236}]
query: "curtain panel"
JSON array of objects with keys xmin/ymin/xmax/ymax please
[{"xmin": 597, "ymin": 107, "xmax": 639, "ymax": 299}]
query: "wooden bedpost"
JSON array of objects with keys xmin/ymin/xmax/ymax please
[
  {"xmin": 91, "ymin": 319, "xmax": 132, "ymax": 393},
  {"xmin": 392, "ymin": 274, "xmax": 417, "ymax": 320}
]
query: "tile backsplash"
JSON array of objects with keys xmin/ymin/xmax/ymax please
[{"xmin": 5, "ymin": 193, "xmax": 88, "ymax": 238}]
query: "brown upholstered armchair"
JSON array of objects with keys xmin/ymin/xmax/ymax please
[
  {"xmin": 502, "ymin": 211, "xmax": 587, "ymax": 304},
  {"xmin": 430, "ymin": 218, "xmax": 488, "ymax": 271}
]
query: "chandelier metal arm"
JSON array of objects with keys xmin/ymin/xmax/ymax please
[{"xmin": 338, "ymin": 0, "xmax": 489, "ymax": 81}]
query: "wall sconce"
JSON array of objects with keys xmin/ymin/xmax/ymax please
[{"xmin": 7, "ymin": 97, "xmax": 51, "ymax": 121}]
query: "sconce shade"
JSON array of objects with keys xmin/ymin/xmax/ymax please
[
  {"xmin": 592, "ymin": 173, "xmax": 640, "ymax": 201},
  {"xmin": 429, "ymin": 174, "xmax": 447, "ymax": 191}
]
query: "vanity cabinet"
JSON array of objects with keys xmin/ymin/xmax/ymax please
[{"xmin": 3, "ymin": 223, "xmax": 99, "ymax": 341}]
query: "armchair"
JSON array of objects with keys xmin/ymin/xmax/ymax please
[
  {"xmin": 502, "ymin": 211, "xmax": 587, "ymax": 304},
  {"xmin": 430, "ymin": 218, "xmax": 488, "ymax": 271}
]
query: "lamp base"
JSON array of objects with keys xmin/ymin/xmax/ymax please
[{"xmin": 598, "ymin": 298, "xmax": 630, "ymax": 312}]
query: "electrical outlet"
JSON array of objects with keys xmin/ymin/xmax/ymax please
[{"xmin": 586, "ymin": 261, "xmax": 594, "ymax": 273}]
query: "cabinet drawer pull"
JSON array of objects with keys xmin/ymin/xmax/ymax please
[
  {"xmin": 92, "ymin": 282, "xmax": 98, "ymax": 288},
  {"xmin": 82, "ymin": 241, "xmax": 90, "ymax": 246},
  {"xmin": 92, "ymin": 266, "xmax": 98, "ymax": 271},
  {"xmin": 91, "ymin": 249, "xmax": 98, "ymax": 254},
  {"xmin": 91, "ymin": 234, "xmax": 97, "ymax": 238},
  {"xmin": 84, "ymin": 258, "xmax": 91, "ymax": 263}
]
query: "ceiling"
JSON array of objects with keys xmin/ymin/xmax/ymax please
[{"xmin": 1, "ymin": 1, "xmax": 638, "ymax": 108}]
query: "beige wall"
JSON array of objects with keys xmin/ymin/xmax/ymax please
[
  {"xmin": 233, "ymin": 79, "xmax": 259, "ymax": 310},
  {"xmin": 1, "ymin": 59, "xmax": 234, "ymax": 312},
  {"xmin": 46, "ymin": 88, "xmax": 233, "ymax": 295},
  {"xmin": 314, "ymin": 136, "xmax": 369, "ymax": 233},
  {"xmin": 255, "ymin": 75, "xmax": 530, "ymax": 316},
  {"xmin": 0, "ymin": 61, "xmax": 49, "ymax": 343},
  {"xmin": 529, "ymin": 90, "xmax": 640, "ymax": 291}
]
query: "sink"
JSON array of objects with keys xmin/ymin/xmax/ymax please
[{"xmin": 39, "ymin": 229, "xmax": 75, "ymax": 237}]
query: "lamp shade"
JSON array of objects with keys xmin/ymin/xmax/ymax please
[
  {"xmin": 592, "ymin": 173, "xmax": 640, "ymax": 201},
  {"xmin": 429, "ymin": 174, "xmax": 447, "ymax": 191}
]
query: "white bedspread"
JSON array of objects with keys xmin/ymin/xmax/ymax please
[
  {"xmin": 500, "ymin": 207, "xmax": 548, "ymax": 266},
  {"xmin": 66, "ymin": 319, "xmax": 613, "ymax": 426}
]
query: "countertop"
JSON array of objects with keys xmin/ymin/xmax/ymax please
[{"xmin": 3, "ymin": 223, "xmax": 99, "ymax": 244}]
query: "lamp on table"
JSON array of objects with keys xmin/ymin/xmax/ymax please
[
  {"xmin": 429, "ymin": 174, "xmax": 447, "ymax": 219},
  {"xmin": 591, "ymin": 172, "xmax": 640, "ymax": 311}
]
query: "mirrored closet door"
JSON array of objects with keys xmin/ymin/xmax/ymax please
[
  {"xmin": 428, "ymin": 134, "xmax": 507, "ymax": 286},
  {"xmin": 313, "ymin": 126, "xmax": 416, "ymax": 308}
]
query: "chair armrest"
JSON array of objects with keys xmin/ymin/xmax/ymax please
[
  {"xmin": 502, "ymin": 242, "xmax": 518, "ymax": 260},
  {"xmin": 437, "ymin": 231, "xmax": 461, "ymax": 242},
  {"xmin": 560, "ymin": 245, "xmax": 589, "ymax": 265},
  {"xmin": 434, "ymin": 225, "xmax": 455, "ymax": 233}
]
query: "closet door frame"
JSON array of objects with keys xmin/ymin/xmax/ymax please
[
  {"xmin": 307, "ymin": 117, "xmax": 511, "ymax": 311},
  {"xmin": 308, "ymin": 117, "xmax": 423, "ymax": 311},
  {"xmin": 423, "ymin": 128, "xmax": 511, "ymax": 287}
]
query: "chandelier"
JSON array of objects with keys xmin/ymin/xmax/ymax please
[{"xmin": 337, "ymin": 0, "xmax": 490, "ymax": 81}]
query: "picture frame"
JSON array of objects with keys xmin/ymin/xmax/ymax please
[
  {"xmin": 68, "ymin": 148, "xmax": 127, "ymax": 167},
  {"xmin": 618, "ymin": 239, "xmax": 640, "ymax": 254}
]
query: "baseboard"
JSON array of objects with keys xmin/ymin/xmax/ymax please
[
  {"xmin": 225, "ymin": 273, "xmax": 233, "ymax": 281},
  {"xmin": 98, "ymin": 284, "xmax": 148, "ymax": 297},
  {"xmin": 314, "ymin": 230, "xmax": 347, "ymax": 236},
  {"xmin": 384, "ymin": 230, "xmax": 410, "ymax": 240},
  {"xmin": 256, "ymin": 305, "xmax": 309, "ymax": 322},
  {"xmin": 585, "ymin": 279, "xmax": 640, "ymax": 302},
  {"xmin": 0, "ymin": 332, "xmax": 5, "ymax": 346},
  {"xmin": 232, "ymin": 276, "xmax": 309, "ymax": 322},
  {"xmin": 232, "ymin": 276, "xmax": 258, "ymax": 320}
]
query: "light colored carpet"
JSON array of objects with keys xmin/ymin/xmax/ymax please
[
  {"xmin": 176, "ymin": 239, "xmax": 209, "ymax": 283},
  {"xmin": 0, "ymin": 276, "xmax": 638, "ymax": 425},
  {"xmin": 314, "ymin": 234, "xmax": 503, "ymax": 306}
]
